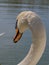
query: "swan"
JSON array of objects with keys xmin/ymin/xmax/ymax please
[{"xmin": 13, "ymin": 11, "xmax": 46, "ymax": 65}]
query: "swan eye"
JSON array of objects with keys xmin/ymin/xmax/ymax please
[{"xmin": 15, "ymin": 19, "xmax": 18, "ymax": 29}]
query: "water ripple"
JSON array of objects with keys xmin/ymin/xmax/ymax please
[{"xmin": 0, "ymin": 3, "xmax": 49, "ymax": 8}]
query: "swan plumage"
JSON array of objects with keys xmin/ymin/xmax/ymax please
[{"xmin": 13, "ymin": 11, "xmax": 46, "ymax": 65}]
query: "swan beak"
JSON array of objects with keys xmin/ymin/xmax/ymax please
[{"xmin": 13, "ymin": 28, "xmax": 23, "ymax": 43}]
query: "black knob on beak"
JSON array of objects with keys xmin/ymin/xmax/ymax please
[{"xmin": 15, "ymin": 19, "xmax": 18, "ymax": 29}]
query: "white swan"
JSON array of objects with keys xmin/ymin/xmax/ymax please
[{"xmin": 13, "ymin": 11, "xmax": 46, "ymax": 65}]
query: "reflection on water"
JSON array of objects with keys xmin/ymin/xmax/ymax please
[{"xmin": 0, "ymin": 0, "xmax": 49, "ymax": 65}]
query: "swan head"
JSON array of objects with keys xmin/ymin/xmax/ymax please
[{"xmin": 13, "ymin": 17, "xmax": 29, "ymax": 43}]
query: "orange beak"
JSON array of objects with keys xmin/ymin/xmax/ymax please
[{"xmin": 13, "ymin": 28, "xmax": 23, "ymax": 43}]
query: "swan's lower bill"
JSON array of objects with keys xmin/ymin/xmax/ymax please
[{"xmin": 13, "ymin": 28, "xmax": 22, "ymax": 43}]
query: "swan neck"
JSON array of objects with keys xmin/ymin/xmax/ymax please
[{"xmin": 17, "ymin": 21, "xmax": 46, "ymax": 65}]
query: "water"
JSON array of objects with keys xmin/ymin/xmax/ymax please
[{"xmin": 0, "ymin": 0, "xmax": 49, "ymax": 65}]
